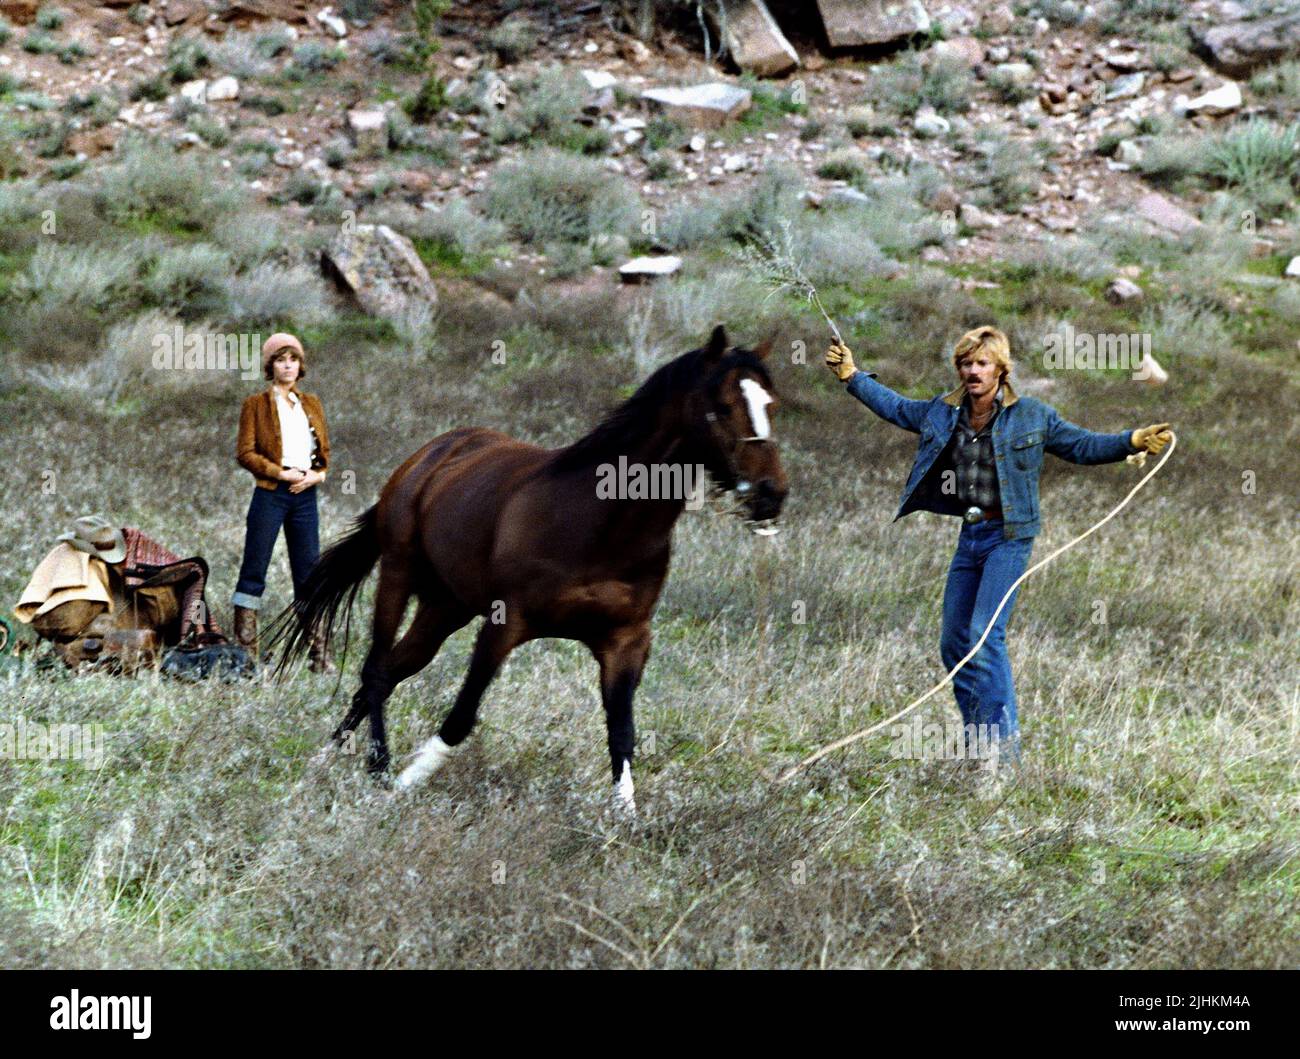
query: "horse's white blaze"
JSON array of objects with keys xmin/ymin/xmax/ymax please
[
  {"xmin": 738, "ymin": 378, "xmax": 774, "ymax": 440},
  {"xmin": 614, "ymin": 760, "xmax": 636, "ymax": 813},
  {"xmin": 396, "ymin": 734, "xmax": 452, "ymax": 790}
]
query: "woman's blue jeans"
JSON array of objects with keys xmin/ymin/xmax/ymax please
[
  {"xmin": 940, "ymin": 519, "xmax": 1034, "ymax": 764},
  {"xmin": 232, "ymin": 482, "xmax": 319, "ymax": 610}
]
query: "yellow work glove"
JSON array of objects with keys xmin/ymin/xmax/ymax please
[
  {"xmin": 1130, "ymin": 422, "xmax": 1173, "ymax": 455},
  {"xmin": 825, "ymin": 341, "xmax": 857, "ymax": 382}
]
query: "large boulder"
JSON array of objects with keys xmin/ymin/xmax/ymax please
[
  {"xmin": 322, "ymin": 224, "xmax": 438, "ymax": 318},
  {"xmin": 708, "ymin": 0, "xmax": 799, "ymax": 77},
  {"xmin": 1134, "ymin": 193, "xmax": 1201, "ymax": 237},
  {"xmin": 816, "ymin": 0, "xmax": 931, "ymax": 49},
  {"xmin": 1193, "ymin": 14, "xmax": 1300, "ymax": 77},
  {"xmin": 641, "ymin": 83, "xmax": 752, "ymax": 128}
]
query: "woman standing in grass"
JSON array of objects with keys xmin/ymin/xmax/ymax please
[
  {"xmin": 826, "ymin": 326, "xmax": 1170, "ymax": 782},
  {"xmin": 232, "ymin": 332, "xmax": 332, "ymax": 673}
]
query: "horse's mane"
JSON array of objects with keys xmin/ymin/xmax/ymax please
[{"xmin": 548, "ymin": 344, "xmax": 771, "ymax": 473}]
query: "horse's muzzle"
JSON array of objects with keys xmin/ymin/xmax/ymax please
[{"xmin": 742, "ymin": 478, "xmax": 786, "ymax": 524}]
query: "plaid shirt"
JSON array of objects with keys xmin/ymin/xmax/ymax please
[{"xmin": 952, "ymin": 396, "xmax": 1002, "ymax": 512}]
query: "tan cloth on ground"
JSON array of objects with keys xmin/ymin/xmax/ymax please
[{"xmin": 14, "ymin": 543, "xmax": 114, "ymax": 624}]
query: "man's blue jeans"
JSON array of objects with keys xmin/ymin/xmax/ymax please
[
  {"xmin": 940, "ymin": 519, "xmax": 1034, "ymax": 764},
  {"xmin": 232, "ymin": 482, "xmax": 319, "ymax": 610}
]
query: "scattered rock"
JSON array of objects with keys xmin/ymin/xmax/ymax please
[
  {"xmin": 912, "ymin": 107, "xmax": 950, "ymax": 138},
  {"xmin": 347, "ymin": 106, "xmax": 387, "ymax": 157},
  {"xmin": 581, "ymin": 70, "xmax": 618, "ymax": 91},
  {"xmin": 316, "ymin": 7, "xmax": 348, "ymax": 38},
  {"xmin": 959, "ymin": 203, "xmax": 999, "ymax": 230},
  {"xmin": 686, "ymin": 133, "xmax": 707, "ymax": 152},
  {"xmin": 1105, "ymin": 277, "xmax": 1144, "ymax": 304},
  {"xmin": 322, "ymin": 223, "xmax": 439, "ymax": 316},
  {"xmin": 1099, "ymin": 47, "xmax": 1145, "ymax": 72},
  {"xmin": 929, "ymin": 36, "xmax": 985, "ymax": 68},
  {"xmin": 1285, "ymin": 255, "xmax": 1300, "ymax": 278},
  {"xmin": 1182, "ymin": 81, "xmax": 1242, "ymax": 116},
  {"xmin": 162, "ymin": 0, "xmax": 203, "ymax": 24},
  {"xmin": 816, "ymin": 0, "xmax": 931, "ymax": 48},
  {"xmin": 207, "ymin": 76, "xmax": 240, "ymax": 102},
  {"xmin": 981, "ymin": 4, "xmax": 1016, "ymax": 36},
  {"xmin": 620, "ymin": 37, "xmax": 652, "ymax": 65},
  {"xmin": 825, "ymin": 187, "xmax": 872, "ymax": 207},
  {"xmin": 1193, "ymin": 14, "xmax": 1300, "ymax": 78},
  {"xmin": 273, "ymin": 148, "xmax": 304, "ymax": 168},
  {"xmin": 1038, "ymin": 81, "xmax": 1068, "ymax": 114},
  {"xmin": 1135, "ymin": 192, "xmax": 1202, "ymax": 236},
  {"xmin": 218, "ymin": 0, "xmax": 307, "ymax": 25},
  {"xmin": 722, "ymin": 153, "xmax": 749, "ymax": 172},
  {"xmin": 641, "ymin": 83, "xmax": 752, "ymax": 128},
  {"xmin": 1106, "ymin": 72, "xmax": 1145, "ymax": 100},
  {"xmin": 936, "ymin": 5, "xmax": 977, "ymax": 36},
  {"xmin": 1115, "ymin": 139, "xmax": 1144, "ymax": 165},
  {"xmin": 707, "ymin": 0, "xmax": 799, "ymax": 77},
  {"xmin": 618, "ymin": 255, "xmax": 682, "ymax": 282},
  {"xmin": 925, "ymin": 184, "xmax": 961, "ymax": 213},
  {"xmin": 180, "ymin": 80, "xmax": 208, "ymax": 105},
  {"xmin": 994, "ymin": 62, "xmax": 1035, "ymax": 87}
]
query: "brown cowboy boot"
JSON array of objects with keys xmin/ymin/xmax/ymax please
[
  {"xmin": 233, "ymin": 605, "xmax": 258, "ymax": 664},
  {"xmin": 308, "ymin": 623, "xmax": 333, "ymax": 674}
]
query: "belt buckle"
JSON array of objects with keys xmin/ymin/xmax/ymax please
[{"xmin": 962, "ymin": 506, "xmax": 984, "ymax": 525}]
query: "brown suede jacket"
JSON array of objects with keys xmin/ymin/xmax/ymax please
[{"xmin": 236, "ymin": 387, "xmax": 331, "ymax": 490}]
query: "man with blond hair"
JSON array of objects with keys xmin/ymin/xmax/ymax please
[{"xmin": 827, "ymin": 327, "xmax": 1170, "ymax": 784}]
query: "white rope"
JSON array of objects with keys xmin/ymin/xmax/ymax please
[{"xmin": 776, "ymin": 433, "xmax": 1178, "ymax": 783}]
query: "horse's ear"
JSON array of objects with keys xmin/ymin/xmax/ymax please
[
  {"xmin": 703, "ymin": 325, "xmax": 728, "ymax": 361},
  {"xmin": 753, "ymin": 336, "xmax": 774, "ymax": 361}
]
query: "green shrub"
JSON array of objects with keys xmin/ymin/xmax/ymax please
[
  {"xmin": 21, "ymin": 32, "xmax": 58, "ymax": 55},
  {"xmin": 817, "ymin": 148, "xmax": 870, "ymax": 185},
  {"xmin": 966, "ymin": 130, "xmax": 1039, "ymax": 211},
  {"xmin": 255, "ymin": 25, "xmax": 295, "ymax": 58},
  {"xmin": 187, "ymin": 113, "xmax": 230, "ymax": 148},
  {"xmin": 484, "ymin": 149, "xmax": 639, "ymax": 244},
  {"xmin": 143, "ymin": 243, "xmax": 234, "ymax": 316},
  {"xmin": 34, "ymin": 6, "xmax": 64, "ymax": 30},
  {"xmin": 871, "ymin": 52, "xmax": 973, "ymax": 117},
  {"xmin": 488, "ymin": 17, "xmax": 538, "ymax": 64},
  {"xmin": 290, "ymin": 40, "xmax": 343, "ymax": 74},
  {"xmin": 1205, "ymin": 120, "xmax": 1300, "ymax": 191},
  {"xmin": 57, "ymin": 40, "xmax": 87, "ymax": 64},
  {"xmin": 130, "ymin": 75, "xmax": 169, "ymax": 103},
  {"xmin": 986, "ymin": 68, "xmax": 1035, "ymax": 104},
  {"xmin": 166, "ymin": 35, "xmax": 211, "ymax": 82},
  {"xmin": 93, "ymin": 138, "xmax": 246, "ymax": 234},
  {"xmin": 373, "ymin": 199, "xmax": 507, "ymax": 269},
  {"xmin": 403, "ymin": 74, "xmax": 447, "ymax": 123},
  {"xmin": 208, "ymin": 29, "xmax": 277, "ymax": 79}
]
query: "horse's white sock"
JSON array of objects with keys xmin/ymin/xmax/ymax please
[
  {"xmin": 613, "ymin": 760, "xmax": 636, "ymax": 814},
  {"xmin": 396, "ymin": 734, "xmax": 453, "ymax": 790}
]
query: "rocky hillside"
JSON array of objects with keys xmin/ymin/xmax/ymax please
[{"xmin": 3, "ymin": 0, "xmax": 1300, "ymax": 361}]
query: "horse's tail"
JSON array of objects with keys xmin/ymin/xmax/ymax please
[{"xmin": 269, "ymin": 504, "xmax": 381, "ymax": 680}]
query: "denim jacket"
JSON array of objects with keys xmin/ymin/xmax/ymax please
[{"xmin": 845, "ymin": 370, "xmax": 1138, "ymax": 540}]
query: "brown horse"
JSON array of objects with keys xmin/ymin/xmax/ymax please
[{"xmin": 272, "ymin": 326, "xmax": 787, "ymax": 811}]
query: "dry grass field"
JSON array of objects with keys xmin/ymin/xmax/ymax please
[{"xmin": 1, "ymin": 109, "xmax": 1297, "ymax": 968}]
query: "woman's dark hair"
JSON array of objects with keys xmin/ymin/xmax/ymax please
[{"xmin": 263, "ymin": 347, "xmax": 306, "ymax": 382}]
